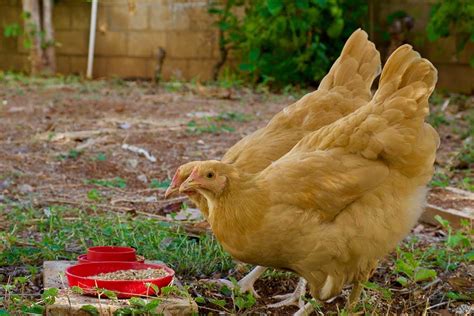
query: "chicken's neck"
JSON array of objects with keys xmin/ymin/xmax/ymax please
[{"xmin": 200, "ymin": 171, "xmax": 269, "ymax": 255}]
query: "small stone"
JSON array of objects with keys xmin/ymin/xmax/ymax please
[
  {"xmin": 137, "ymin": 174, "xmax": 148, "ymax": 183},
  {"xmin": 119, "ymin": 122, "xmax": 131, "ymax": 129},
  {"xmin": 19, "ymin": 184, "xmax": 33, "ymax": 193},
  {"xmin": 197, "ymin": 140, "xmax": 205, "ymax": 145},
  {"xmin": 144, "ymin": 196, "xmax": 157, "ymax": 203},
  {"xmin": 127, "ymin": 159, "xmax": 138, "ymax": 168}
]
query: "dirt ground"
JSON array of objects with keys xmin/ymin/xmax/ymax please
[{"xmin": 0, "ymin": 78, "xmax": 473, "ymax": 315}]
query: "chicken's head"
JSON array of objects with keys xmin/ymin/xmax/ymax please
[
  {"xmin": 179, "ymin": 160, "xmax": 229, "ymax": 197},
  {"xmin": 165, "ymin": 161, "xmax": 200, "ymax": 199}
]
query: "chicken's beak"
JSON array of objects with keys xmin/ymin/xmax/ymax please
[
  {"xmin": 164, "ymin": 185, "xmax": 178, "ymax": 199},
  {"xmin": 179, "ymin": 169, "xmax": 200, "ymax": 193}
]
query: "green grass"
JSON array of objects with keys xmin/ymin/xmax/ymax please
[{"xmin": 0, "ymin": 204, "xmax": 233, "ymax": 277}]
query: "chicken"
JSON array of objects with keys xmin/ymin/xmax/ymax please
[
  {"xmin": 178, "ymin": 44, "xmax": 439, "ymax": 314},
  {"xmin": 165, "ymin": 29, "xmax": 381, "ymax": 304}
]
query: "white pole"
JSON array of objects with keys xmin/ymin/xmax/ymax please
[{"xmin": 86, "ymin": 0, "xmax": 98, "ymax": 79}]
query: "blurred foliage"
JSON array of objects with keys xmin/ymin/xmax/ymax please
[
  {"xmin": 209, "ymin": 0, "xmax": 368, "ymax": 88},
  {"xmin": 426, "ymin": 0, "xmax": 474, "ymax": 67}
]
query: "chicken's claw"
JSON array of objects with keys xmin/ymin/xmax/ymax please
[
  {"xmin": 202, "ymin": 266, "xmax": 267, "ymax": 299},
  {"xmin": 268, "ymin": 278, "xmax": 307, "ymax": 309}
]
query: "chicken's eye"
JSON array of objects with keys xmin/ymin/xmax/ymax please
[{"xmin": 206, "ymin": 172, "xmax": 215, "ymax": 179}]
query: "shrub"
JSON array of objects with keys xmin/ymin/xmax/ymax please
[{"xmin": 209, "ymin": 0, "xmax": 368, "ymax": 88}]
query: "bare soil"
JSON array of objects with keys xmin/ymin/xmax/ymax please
[{"xmin": 0, "ymin": 79, "xmax": 472, "ymax": 315}]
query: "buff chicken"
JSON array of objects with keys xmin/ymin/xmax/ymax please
[
  {"xmin": 178, "ymin": 44, "xmax": 439, "ymax": 314},
  {"xmin": 166, "ymin": 29, "xmax": 382, "ymax": 307}
]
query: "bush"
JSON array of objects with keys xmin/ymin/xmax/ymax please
[
  {"xmin": 426, "ymin": 0, "xmax": 474, "ymax": 67},
  {"xmin": 209, "ymin": 0, "xmax": 368, "ymax": 88}
]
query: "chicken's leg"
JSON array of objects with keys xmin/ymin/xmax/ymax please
[
  {"xmin": 205, "ymin": 266, "xmax": 267, "ymax": 298},
  {"xmin": 268, "ymin": 277, "xmax": 307, "ymax": 308},
  {"xmin": 346, "ymin": 280, "xmax": 363, "ymax": 311}
]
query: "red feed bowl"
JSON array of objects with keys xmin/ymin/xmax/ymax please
[
  {"xmin": 87, "ymin": 246, "xmax": 137, "ymax": 262},
  {"xmin": 77, "ymin": 254, "xmax": 145, "ymax": 264},
  {"xmin": 66, "ymin": 262, "xmax": 175, "ymax": 298}
]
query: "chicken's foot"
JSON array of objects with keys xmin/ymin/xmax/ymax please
[
  {"xmin": 204, "ymin": 266, "xmax": 267, "ymax": 298},
  {"xmin": 293, "ymin": 302, "xmax": 314, "ymax": 316},
  {"xmin": 268, "ymin": 277, "xmax": 307, "ymax": 308}
]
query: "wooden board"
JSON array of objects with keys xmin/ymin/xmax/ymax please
[{"xmin": 44, "ymin": 261, "xmax": 198, "ymax": 316}]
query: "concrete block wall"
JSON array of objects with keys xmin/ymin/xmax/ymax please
[
  {"xmin": 374, "ymin": 0, "xmax": 474, "ymax": 93},
  {"xmin": 0, "ymin": 0, "xmax": 219, "ymax": 80},
  {"xmin": 0, "ymin": 0, "xmax": 472, "ymax": 91}
]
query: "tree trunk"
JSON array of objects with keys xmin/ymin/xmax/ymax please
[
  {"xmin": 22, "ymin": 0, "xmax": 43, "ymax": 75},
  {"xmin": 42, "ymin": 0, "xmax": 56, "ymax": 74}
]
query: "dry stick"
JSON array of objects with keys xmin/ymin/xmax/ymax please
[{"xmin": 40, "ymin": 198, "xmax": 185, "ymax": 223}]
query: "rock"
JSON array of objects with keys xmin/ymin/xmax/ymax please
[
  {"xmin": 137, "ymin": 174, "xmax": 148, "ymax": 183},
  {"xmin": 127, "ymin": 159, "xmax": 139, "ymax": 169},
  {"xmin": 119, "ymin": 122, "xmax": 131, "ymax": 129},
  {"xmin": 19, "ymin": 184, "xmax": 33, "ymax": 193}
]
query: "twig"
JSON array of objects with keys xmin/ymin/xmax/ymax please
[
  {"xmin": 122, "ymin": 143, "xmax": 157, "ymax": 162},
  {"xmin": 426, "ymin": 300, "xmax": 449, "ymax": 310},
  {"xmin": 422, "ymin": 278, "xmax": 441, "ymax": 290},
  {"xmin": 37, "ymin": 128, "xmax": 116, "ymax": 142}
]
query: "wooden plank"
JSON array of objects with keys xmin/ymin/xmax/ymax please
[
  {"xmin": 420, "ymin": 204, "xmax": 473, "ymax": 229},
  {"xmin": 44, "ymin": 261, "xmax": 198, "ymax": 316}
]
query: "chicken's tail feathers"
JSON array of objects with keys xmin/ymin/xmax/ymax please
[
  {"xmin": 373, "ymin": 44, "xmax": 437, "ymax": 112},
  {"xmin": 351, "ymin": 44, "xmax": 439, "ymax": 176},
  {"xmin": 318, "ymin": 28, "xmax": 381, "ymax": 102},
  {"xmin": 300, "ymin": 44, "xmax": 439, "ymax": 179}
]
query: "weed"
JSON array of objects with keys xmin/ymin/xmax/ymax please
[
  {"xmin": 85, "ymin": 177, "xmax": 127, "ymax": 189},
  {"xmin": 150, "ymin": 179, "xmax": 171, "ymax": 189},
  {"xmin": 430, "ymin": 172, "xmax": 450, "ymax": 188},
  {"xmin": 57, "ymin": 149, "xmax": 82, "ymax": 160},
  {"xmin": 215, "ymin": 111, "xmax": 252, "ymax": 122},
  {"xmin": 186, "ymin": 120, "xmax": 235, "ymax": 134}
]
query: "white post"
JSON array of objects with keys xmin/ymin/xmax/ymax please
[{"xmin": 86, "ymin": 0, "xmax": 98, "ymax": 79}]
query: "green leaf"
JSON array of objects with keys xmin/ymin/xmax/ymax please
[
  {"xmin": 327, "ymin": 18, "xmax": 344, "ymax": 38},
  {"xmin": 87, "ymin": 189, "xmax": 101, "ymax": 201},
  {"xmin": 101, "ymin": 289, "xmax": 117, "ymax": 300},
  {"xmin": 194, "ymin": 296, "xmax": 206, "ymax": 304},
  {"xmin": 71, "ymin": 286, "xmax": 84, "ymax": 294},
  {"xmin": 96, "ymin": 153, "xmax": 106, "ymax": 161},
  {"xmin": 396, "ymin": 276, "xmax": 409, "ymax": 286},
  {"xmin": 313, "ymin": 0, "xmax": 327, "ymax": 8},
  {"xmin": 144, "ymin": 299, "xmax": 161, "ymax": 311},
  {"xmin": 239, "ymin": 63, "xmax": 256, "ymax": 72},
  {"xmin": 21, "ymin": 304, "xmax": 44, "ymax": 315},
  {"xmin": 414, "ymin": 269, "xmax": 437, "ymax": 282},
  {"xmin": 42, "ymin": 287, "xmax": 59, "ymax": 304},
  {"xmin": 150, "ymin": 179, "xmax": 171, "ymax": 189},
  {"xmin": 267, "ymin": 0, "xmax": 283, "ymax": 15},
  {"xmin": 0, "ymin": 309, "xmax": 10, "ymax": 316},
  {"xmin": 296, "ymin": 0, "xmax": 309, "ymax": 9},
  {"xmin": 129, "ymin": 297, "xmax": 146, "ymax": 307},
  {"xmin": 80, "ymin": 305, "xmax": 100, "ymax": 316},
  {"xmin": 434, "ymin": 215, "xmax": 450, "ymax": 228},
  {"xmin": 248, "ymin": 48, "xmax": 260, "ymax": 62},
  {"xmin": 465, "ymin": 250, "xmax": 474, "ymax": 261},
  {"xmin": 209, "ymin": 298, "xmax": 226, "ymax": 307}
]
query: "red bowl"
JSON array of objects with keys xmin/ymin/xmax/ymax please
[
  {"xmin": 66, "ymin": 262, "xmax": 175, "ymax": 298},
  {"xmin": 87, "ymin": 246, "xmax": 137, "ymax": 262},
  {"xmin": 77, "ymin": 254, "xmax": 145, "ymax": 264}
]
